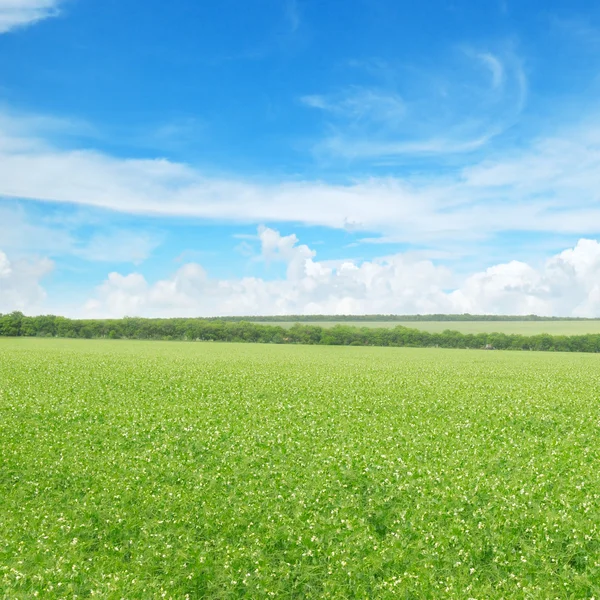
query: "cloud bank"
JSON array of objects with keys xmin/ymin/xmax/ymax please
[{"xmin": 80, "ymin": 228, "xmax": 600, "ymax": 319}]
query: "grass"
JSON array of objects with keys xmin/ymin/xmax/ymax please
[
  {"xmin": 252, "ymin": 320, "xmax": 600, "ymax": 335},
  {"xmin": 2, "ymin": 338, "xmax": 600, "ymax": 598}
]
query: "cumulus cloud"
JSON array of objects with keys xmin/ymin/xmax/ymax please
[
  {"xmin": 0, "ymin": 249, "xmax": 53, "ymax": 312},
  {"xmin": 83, "ymin": 227, "xmax": 454, "ymax": 318},
  {"xmin": 0, "ymin": 0, "xmax": 61, "ymax": 34},
  {"xmin": 450, "ymin": 240, "xmax": 600, "ymax": 317},
  {"xmin": 83, "ymin": 227, "xmax": 600, "ymax": 319}
]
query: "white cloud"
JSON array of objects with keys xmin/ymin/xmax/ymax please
[
  {"xmin": 477, "ymin": 52, "xmax": 505, "ymax": 89},
  {"xmin": 1, "ymin": 106, "xmax": 600, "ymax": 258},
  {"xmin": 316, "ymin": 132, "xmax": 495, "ymax": 159},
  {"xmin": 2, "ymin": 116, "xmax": 600, "ymax": 246},
  {"xmin": 83, "ymin": 227, "xmax": 455, "ymax": 318},
  {"xmin": 0, "ymin": 0, "xmax": 61, "ymax": 34},
  {"xmin": 301, "ymin": 88, "xmax": 407, "ymax": 127},
  {"xmin": 302, "ymin": 50, "xmax": 526, "ymax": 159},
  {"xmin": 462, "ymin": 127, "xmax": 600, "ymax": 195},
  {"xmin": 447, "ymin": 239, "xmax": 600, "ymax": 317},
  {"xmin": 0, "ymin": 249, "xmax": 53, "ymax": 312},
  {"xmin": 83, "ymin": 227, "xmax": 600, "ymax": 319}
]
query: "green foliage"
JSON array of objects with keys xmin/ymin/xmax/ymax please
[
  {"xmin": 1, "ymin": 339, "xmax": 600, "ymax": 598},
  {"xmin": 2, "ymin": 312, "xmax": 600, "ymax": 352},
  {"xmin": 255, "ymin": 320, "xmax": 600, "ymax": 335},
  {"xmin": 209, "ymin": 313, "xmax": 597, "ymax": 322}
]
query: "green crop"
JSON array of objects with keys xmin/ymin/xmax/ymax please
[{"xmin": 1, "ymin": 338, "xmax": 600, "ymax": 598}]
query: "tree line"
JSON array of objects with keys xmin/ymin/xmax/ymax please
[
  {"xmin": 1, "ymin": 311, "xmax": 600, "ymax": 352},
  {"xmin": 214, "ymin": 314, "xmax": 593, "ymax": 322}
]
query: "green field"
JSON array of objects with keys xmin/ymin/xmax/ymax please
[
  {"xmin": 254, "ymin": 319, "xmax": 600, "ymax": 335},
  {"xmin": 2, "ymin": 339, "xmax": 600, "ymax": 598}
]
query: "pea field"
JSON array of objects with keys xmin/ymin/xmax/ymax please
[{"xmin": 2, "ymin": 338, "xmax": 600, "ymax": 599}]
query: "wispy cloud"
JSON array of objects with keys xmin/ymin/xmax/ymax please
[
  {"xmin": 76, "ymin": 230, "xmax": 162, "ymax": 264},
  {"xmin": 0, "ymin": 203, "xmax": 74, "ymax": 255},
  {"xmin": 302, "ymin": 88, "xmax": 406, "ymax": 127},
  {"xmin": 476, "ymin": 52, "xmax": 505, "ymax": 89},
  {"xmin": 3, "ymin": 103, "xmax": 600, "ymax": 258},
  {"xmin": 0, "ymin": 0, "xmax": 62, "ymax": 34},
  {"xmin": 315, "ymin": 131, "xmax": 497, "ymax": 159},
  {"xmin": 0, "ymin": 203, "xmax": 161, "ymax": 264},
  {"xmin": 302, "ymin": 49, "xmax": 527, "ymax": 160}
]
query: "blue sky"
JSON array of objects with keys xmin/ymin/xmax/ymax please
[{"xmin": 1, "ymin": 0, "xmax": 600, "ymax": 317}]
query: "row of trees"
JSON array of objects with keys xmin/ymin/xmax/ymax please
[
  {"xmin": 1, "ymin": 312, "xmax": 600, "ymax": 352},
  {"xmin": 212, "ymin": 314, "xmax": 592, "ymax": 322}
]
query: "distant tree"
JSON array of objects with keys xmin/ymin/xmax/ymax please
[{"xmin": 2, "ymin": 313, "xmax": 600, "ymax": 353}]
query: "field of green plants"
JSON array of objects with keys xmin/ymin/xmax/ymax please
[
  {"xmin": 255, "ymin": 320, "xmax": 600, "ymax": 335},
  {"xmin": 2, "ymin": 338, "xmax": 600, "ymax": 598}
]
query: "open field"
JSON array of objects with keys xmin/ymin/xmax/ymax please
[
  {"xmin": 2, "ymin": 338, "xmax": 600, "ymax": 598},
  {"xmin": 253, "ymin": 319, "xmax": 600, "ymax": 335}
]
